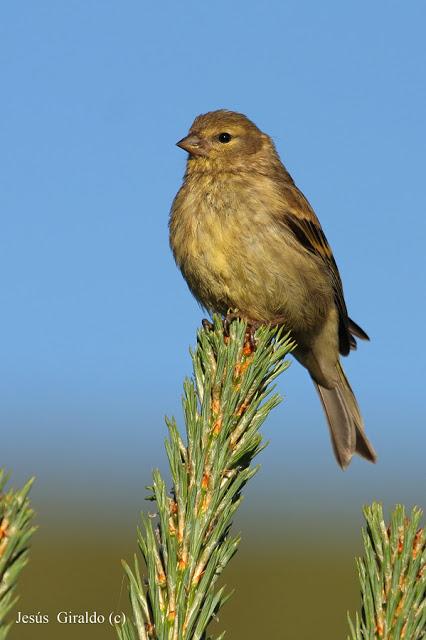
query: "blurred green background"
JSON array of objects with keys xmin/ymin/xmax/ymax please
[
  {"xmin": 12, "ymin": 482, "xmax": 423, "ymax": 639},
  {"xmin": 15, "ymin": 511, "xmax": 365, "ymax": 639}
]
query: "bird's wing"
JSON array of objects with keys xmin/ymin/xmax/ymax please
[{"xmin": 278, "ymin": 184, "xmax": 353, "ymax": 355}]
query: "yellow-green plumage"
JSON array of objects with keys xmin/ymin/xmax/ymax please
[
  {"xmin": 170, "ymin": 109, "xmax": 376, "ymax": 469},
  {"xmin": 171, "ymin": 168, "xmax": 331, "ymax": 329}
]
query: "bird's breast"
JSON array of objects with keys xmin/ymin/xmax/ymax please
[
  {"xmin": 170, "ymin": 172, "xmax": 333, "ymax": 328},
  {"xmin": 170, "ymin": 176, "xmax": 243, "ymax": 311}
]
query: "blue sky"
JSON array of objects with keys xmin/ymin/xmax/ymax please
[{"xmin": 1, "ymin": 1, "xmax": 425, "ymax": 524}]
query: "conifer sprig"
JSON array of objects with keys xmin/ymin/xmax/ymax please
[
  {"xmin": 348, "ymin": 503, "xmax": 425, "ymax": 640},
  {"xmin": 117, "ymin": 317, "xmax": 294, "ymax": 640},
  {"xmin": 0, "ymin": 471, "xmax": 35, "ymax": 639}
]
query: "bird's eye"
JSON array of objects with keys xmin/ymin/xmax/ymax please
[{"xmin": 218, "ymin": 132, "xmax": 232, "ymax": 143}]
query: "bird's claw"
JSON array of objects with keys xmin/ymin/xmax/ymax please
[
  {"xmin": 201, "ymin": 318, "xmax": 214, "ymax": 332},
  {"xmin": 202, "ymin": 314, "xmax": 260, "ymax": 354},
  {"xmin": 223, "ymin": 311, "xmax": 241, "ymax": 337},
  {"xmin": 225, "ymin": 312, "xmax": 261, "ymax": 353}
]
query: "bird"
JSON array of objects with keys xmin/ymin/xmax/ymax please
[{"xmin": 169, "ymin": 109, "xmax": 377, "ymax": 469}]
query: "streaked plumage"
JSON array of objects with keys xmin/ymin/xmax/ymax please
[{"xmin": 170, "ymin": 109, "xmax": 376, "ymax": 469}]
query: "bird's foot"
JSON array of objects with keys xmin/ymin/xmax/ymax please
[
  {"xmin": 201, "ymin": 318, "xmax": 214, "ymax": 332},
  {"xmin": 203, "ymin": 313, "xmax": 264, "ymax": 354},
  {"xmin": 223, "ymin": 311, "xmax": 241, "ymax": 337},
  {"xmin": 224, "ymin": 311, "xmax": 262, "ymax": 353},
  {"xmin": 244, "ymin": 321, "xmax": 263, "ymax": 353}
]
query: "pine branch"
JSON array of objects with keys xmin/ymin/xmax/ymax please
[
  {"xmin": 348, "ymin": 503, "xmax": 425, "ymax": 640},
  {"xmin": 117, "ymin": 317, "xmax": 294, "ymax": 640},
  {"xmin": 0, "ymin": 471, "xmax": 36, "ymax": 638}
]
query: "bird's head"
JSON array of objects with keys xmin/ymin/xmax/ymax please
[{"xmin": 176, "ymin": 110, "xmax": 276, "ymax": 171}]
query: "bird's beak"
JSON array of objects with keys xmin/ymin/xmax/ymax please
[{"xmin": 176, "ymin": 133, "xmax": 209, "ymax": 157}]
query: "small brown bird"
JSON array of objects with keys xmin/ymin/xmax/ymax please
[{"xmin": 169, "ymin": 109, "xmax": 377, "ymax": 469}]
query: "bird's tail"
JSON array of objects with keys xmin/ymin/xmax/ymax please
[{"xmin": 313, "ymin": 362, "xmax": 377, "ymax": 469}]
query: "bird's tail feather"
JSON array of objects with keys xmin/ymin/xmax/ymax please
[{"xmin": 314, "ymin": 362, "xmax": 377, "ymax": 469}]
